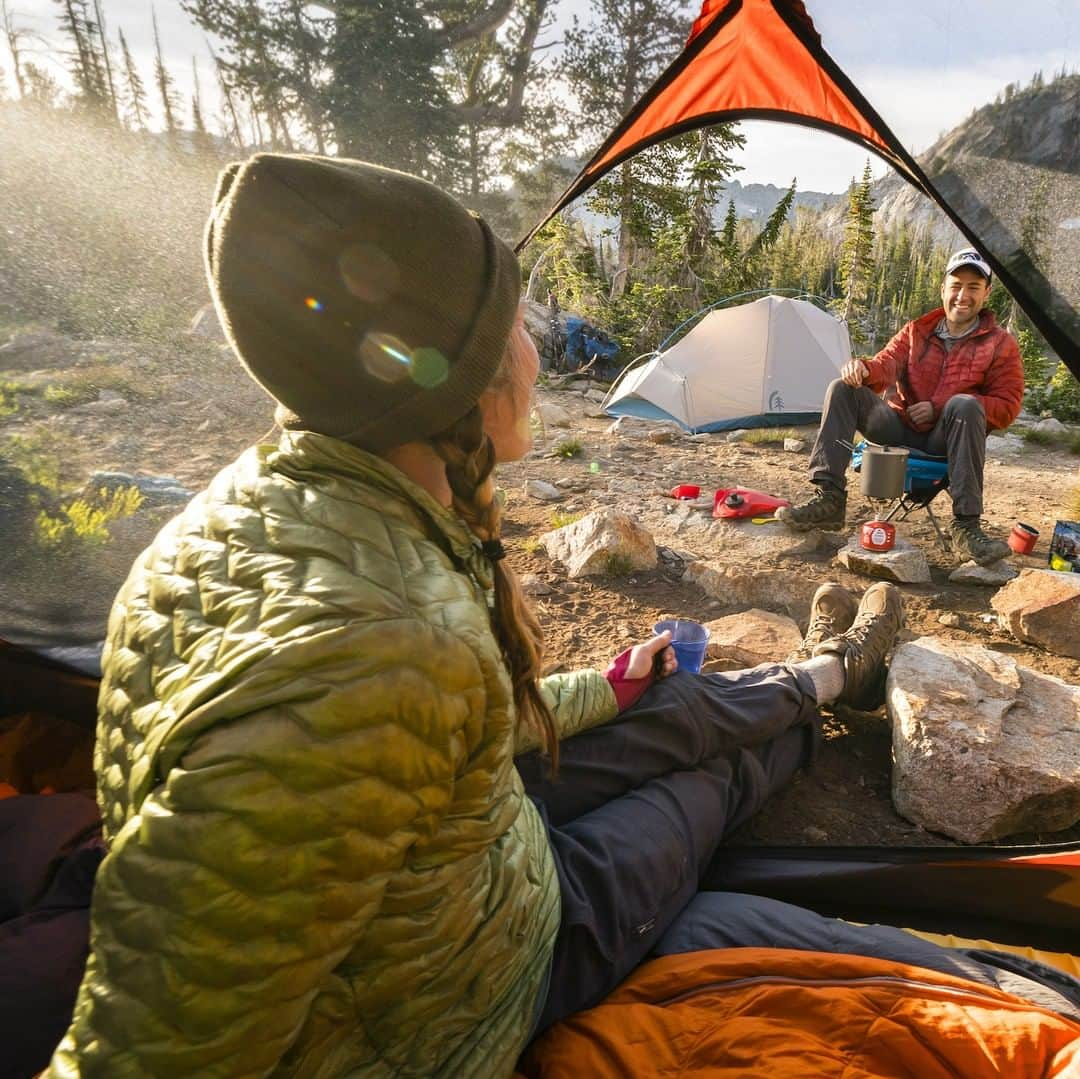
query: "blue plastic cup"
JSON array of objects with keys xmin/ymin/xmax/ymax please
[{"xmin": 652, "ymin": 618, "xmax": 710, "ymax": 674}]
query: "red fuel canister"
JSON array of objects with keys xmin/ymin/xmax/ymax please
[{"xmin": 860, "ymin": 520, "xmax": 896, "ymax": 552}]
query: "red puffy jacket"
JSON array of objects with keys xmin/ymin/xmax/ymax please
[{"xmin": 863, "ymin": 308, "xmax": 1024, "ymax": 433}]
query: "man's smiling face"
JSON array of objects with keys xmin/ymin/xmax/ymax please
[{"xmin": 941, "ymin": 266, "xmax": 991, "ymax": 331}]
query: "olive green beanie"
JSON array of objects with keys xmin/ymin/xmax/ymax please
[{"xmin": 205, "ymin": 153, "xmax": 521, "ymax": 451}]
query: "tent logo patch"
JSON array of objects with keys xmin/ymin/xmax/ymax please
[{"xmin": 768, "ymin": 390, "xmax": 784, "ymax": 412}]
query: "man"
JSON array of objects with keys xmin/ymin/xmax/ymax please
[{"xmin": 777, "ymin": 248, "xmax": 1024, "ymax": 565}]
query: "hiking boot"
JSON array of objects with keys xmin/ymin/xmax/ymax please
[
  {"xmin": 812, "ymin": 582, "xmax": 904, "ymax": 711},
  {"xmin": 950, "ymin": 516, "xmax": 1010, "ymax": 566},
  {"xmin": 775, "ymin": 485, "xmax": 847, "ymax": 531},
  {"xmin": 786, "ymin": 583, "xmax": 859, "ymax": 664}
]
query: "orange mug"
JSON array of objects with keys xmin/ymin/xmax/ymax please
[{"xmin": 1007, "ymin": 522, "xmax": 1039, "ymax": 555}]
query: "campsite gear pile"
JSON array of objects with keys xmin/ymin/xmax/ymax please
[
  {"xmin": 563, "ymin": 316, "xmax": 620, "ymax": 378},
  {"xmin": 603, "ymin": 295, "xmax": 851, "ymax": 433}
]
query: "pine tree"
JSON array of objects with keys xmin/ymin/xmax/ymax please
[
  {"xmin": 182, "ymin": 0, "xmax": 554, "ymax": 195},
  {"xmin": 742, "ymin": 179, "xmax": 796, "ymax": 289},
  {"xmin": 837, "ymin": 160, "xmax": 876, "ymax": 341},
  {"xmin": 20, "ymin": 61, "xmax": 62, "ymax": 108},
  {"xmin": 55, "ymin": 0, "xmax": 109, "ymax": 111},
  {"xmin": 562, "ymin": 0, "xmax": 691, "ymax": 299},
  {"xmin": 1, "ymin": 0, "xmax": 27, "ymax": 100},
  {"xmin": 117, "ymin": 28, "xmax": 147, "ymax": 130},
  {"xmin": 327, "ymin": 0, "xmax": 451, "ymax": 174},
  {"xmin": 210, "ymin": 46, "xmax": 244, "ymax": 149},
  {"xmin": 91, "ymin": 0, "xmax": 118, "ymax": 119},
  {"xmin": 152, "ymin": 8, "xmax": 180, "ymax": 138},
  {"xmin": 283, "ymin": 0, "xmax": 325, "ymax": 153},
  {"xmin": 191, "ymin": 56, "xmax": 215, "ymax": 154}
]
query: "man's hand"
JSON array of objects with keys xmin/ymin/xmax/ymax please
[
  {"xmin": 906, "ymin": 401, "xmax": 935, "ymax": 426},
  {"xmin": 841, "ymin": 359, "xmax": 869, "ymax": 387},
  {"xmin": 623, "ymin": 631, "xmax": 677, "ymax": 680}
]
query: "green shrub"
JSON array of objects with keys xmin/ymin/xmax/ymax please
[
  {"xmin": 3, "ymin": 428, "xmax": 66, "ymax": 490},
  {"xmin": 34, "ymin": 485, "xmax": 143, "ymax": 549},
  {"xmin": 43, "ymin": 383, "xmax": 88, "ymax": 407},
  {"xmin": 0, "ymin": 380, "xmax": 31, "ymax": 418},
  {"xmin": 550, "ymin": 511, "xmax": 582, "ymax": 529},
  {"xmin": 1020, "ymin": 426, "xmax": 1059, "ymax": 446},
  {"xmin": 1016, "ymin": 327, "xmax": 1052, "ymax": 391},
  {"xmin": 603, "ymin": 552, "xmax": 634, "ymax": 576},
  {"xmin": 553, "ymin": 437, "xmax": 584, "ymax": 458},
  {"xmin": 1045, "ymin": 365, "xmax": 1080, "ymax": 424},
  {"xmin": 1068, "ymin": 432, "xmax": 1080, "ymax": 456}
]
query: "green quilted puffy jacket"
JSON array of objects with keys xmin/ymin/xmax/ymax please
[{"xmin": 48, "ymin": 430, "xmax": 618, "ymax": 1078}]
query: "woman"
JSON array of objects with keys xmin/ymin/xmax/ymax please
[{"xmin": 46, "ymin": 154, "xmax": 906, "ymax": 1077}]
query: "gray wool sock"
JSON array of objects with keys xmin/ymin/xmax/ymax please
[{"xmin": 796, "ymin": 655, "xmax": 845, "ymax": 704}]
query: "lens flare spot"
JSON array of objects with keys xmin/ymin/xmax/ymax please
[
  {"xmin": 339, "ymin": 243, "xmax": 400, "ymax": 303},
  {"xmin": 411, "ymin": 348, "xmax": 449, "ymax": 388},
  {"xmin": 358, "ymin": 332, "xmax": 413, "ymax": 383},
  {"xmin": 305, "ymin": 296, "xmax": 324, "ymax": 312},
  {"xmin": 589, "ymin": 461, "xmax": 602, "ymax": 473}
]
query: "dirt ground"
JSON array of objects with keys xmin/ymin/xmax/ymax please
[
  {"xmin": 496, "ymin": 380, "xmax": 1080, "ymax": 850},
  {"xmin": 2, "ymin": 329, "xmax": 1079, "ymax": 849}
]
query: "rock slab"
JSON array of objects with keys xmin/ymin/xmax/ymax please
[
  {"xmin": 525, "ymin": 479, "xmax": 564, "ymax": 502},
  {"xmin": 707, "ymin": 518, "xmax": 822, "ymax": 560},
  {"xmin": 541, "ymin": 509, "xmax": 656, "ymax": 579},
  {"xmin": 536, "ymin": 402, "xmax": 574, "ymax": 428},
  {"xmin": 887, "ymin": 636, "xmax": 1080, "ymax": 843},
  {"xmin": 836, "ymin": 535, "xmax": 931, "ymax": 584},
  {"xmin": 703, "ymin": 609, "xmax": 803, "ymax": 668},
  {"xmin": 948, "ymin": 559, "xmax": 1018, "ymax": 586},
  {"xmin": 685, "ymin": 560, "xmax": 819, "ymax": 622},
  {"xmin": 990, "ymin": 568, "xmax": 1080, "ymax": 659}
]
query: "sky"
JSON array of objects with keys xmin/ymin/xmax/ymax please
[{"xmin": 4, "ymin": 0, "xmax": 1076, "ymax": 193}]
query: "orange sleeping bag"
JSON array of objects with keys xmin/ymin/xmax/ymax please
[{"xmin": 517, "ymin": 947, "xmax": 1080, "ymax": 1078}]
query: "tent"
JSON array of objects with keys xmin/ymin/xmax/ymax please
[{"xmin": 604, "ymin": 295, "xmax": 851, "ymax": 431}]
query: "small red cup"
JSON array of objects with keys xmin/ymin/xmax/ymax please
[
  {"xmin": 1007, "ymin": 522, "xmax": 1039, "ymax": 555},
  {"xmin": 671, "ymin": 484, "xmax": 701, "ymax": 500}
]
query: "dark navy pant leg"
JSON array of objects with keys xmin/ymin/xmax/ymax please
[
  {"xmin": 524, "ymin": 667, "xmax": 821, "ymax": 1028},
  {"xmin": 517, "ymin": 664, "xmax": 819, "ymax": 826}
]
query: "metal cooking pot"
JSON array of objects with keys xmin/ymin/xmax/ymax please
[{"xmin": 859, "ymin": 445, "xmax": 909, "ymax": 500}]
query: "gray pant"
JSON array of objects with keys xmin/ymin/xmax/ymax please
[{"xmin": 808, "ymin": 380, "xmax": 988, "ymax": 516}]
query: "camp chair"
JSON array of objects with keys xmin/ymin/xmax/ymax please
[{"xmin": 851, "ymin": 444, "xmax": 951, "ymax": 550}]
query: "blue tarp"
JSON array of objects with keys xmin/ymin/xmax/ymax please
[{"xmin": 564, "ymin": 316, "xmax": 620, "ymax": 379}]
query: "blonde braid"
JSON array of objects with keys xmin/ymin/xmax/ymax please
[{"xmin": 432, "ymin": 404, "xmax": 559, "ymax": 771}]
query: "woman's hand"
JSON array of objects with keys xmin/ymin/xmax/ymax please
[
  {"xmin": 623, "ymin": 631, "xmax": 677, "ymax": 680},
  {"xmin": 604, "ymin": 631, "xmax": 678, "ymax": 712}
]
